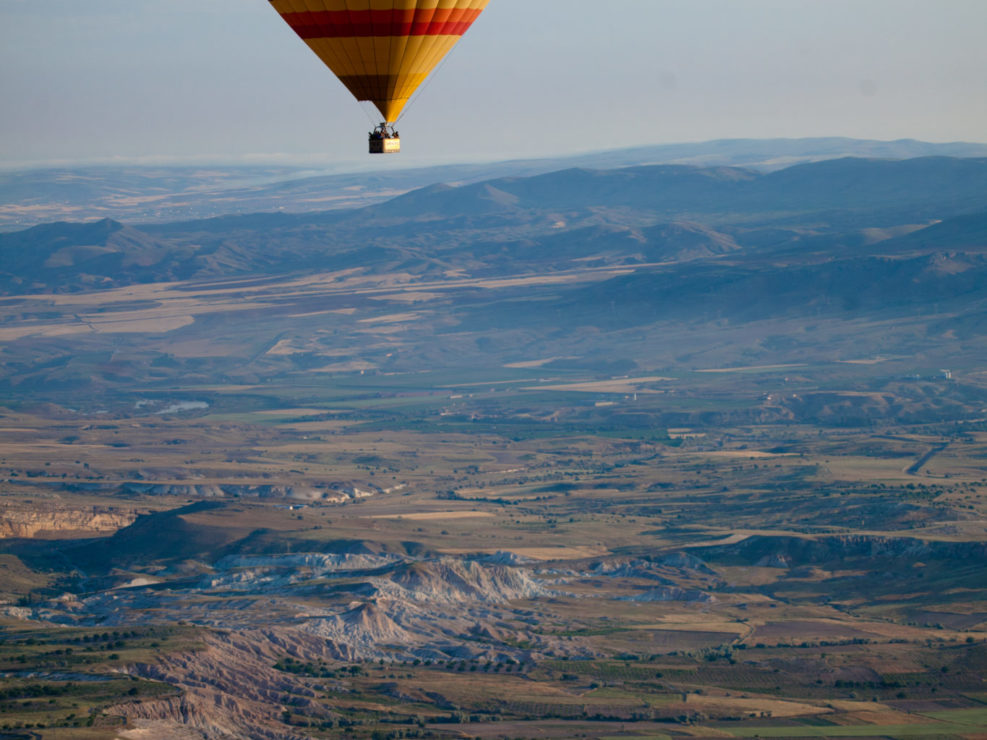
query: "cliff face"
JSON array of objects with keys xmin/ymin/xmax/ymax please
[{"xmin": 0, "ymin": 505, "xmax": 139, "ymax": 538}]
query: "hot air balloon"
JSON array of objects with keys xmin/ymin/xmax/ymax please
[{"xmin": 269, "ymin": 0, "xmax": 490, "ymax": 154}]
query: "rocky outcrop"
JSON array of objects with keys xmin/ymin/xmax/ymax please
[
  {"xmin": 302, "ymin": 600, "xmax": 415, "ymax": 653},
  {"xmin": 118, "ymin": 482, "xmax": 379, "ymax": 501},
  {"xmin": 378, "ymin": 559, "xmax": 548, "ymax": 604},
  {"xmin": 0, "ymin": 505, "xmax": 139, "ymax": 538},
  {"xmin": 119, "ymin": 481, "xmax": 381, "ymax": 502},
  {"xmin": 660, "ymin": 551, "xmax": 719, "ymax": 575},
  {"xmin": 202, "ymin": 552, "xmax": 402, "ymax": 591},
  {"xmin": 116, "ymin": 629, "xmax": 333, "ymax": 740}
]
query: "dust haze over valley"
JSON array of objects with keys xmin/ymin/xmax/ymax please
[{"xmin": 2, "ymin": 139, "xmax": 987, "ymax": 739}]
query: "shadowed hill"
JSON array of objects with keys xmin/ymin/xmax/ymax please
[
  {"xmin": 63, "ymin": 501, "xmax": 245, "ymax": 570},
  {"xmin": 36, "ymin": 502, "xmax": 433, "ymax": 574},
  {"xmin": 754, "ymin": 156, "xmax": 987, "ymax": 219},
  {"xmin": 357, "ymin": 157, "xmax": 987, "ymax": 223},
  {"xmin": 577, "ymin": 251, "xmax": 987, "ymax": 325},
  {"xmin": 450, "ymin": 250, "xmax": 987, "ymax": 334},
  {"xmin": 363, "ymin": 165, "xmax": 756, "ymax": 220},
  {"xmin": 0, "ymin": 218, "xmax": 197, "ymax": 293},
  {"xmin": 874, "ymin": 210, "xmax": 987, "ymax": 254}
]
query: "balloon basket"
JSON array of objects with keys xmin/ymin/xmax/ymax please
[{"xmin": 369, "ymin": 137, "xmax": 401, "ymax": 154}]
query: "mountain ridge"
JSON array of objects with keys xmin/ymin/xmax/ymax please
[{"xmin": 1, "ymin": 156, "xmax": 985, "ymax": 299}]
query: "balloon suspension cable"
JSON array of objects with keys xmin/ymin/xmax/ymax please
[{"xmin": 358, "ymin": 100, "xmax": 381, "ymax": 127}]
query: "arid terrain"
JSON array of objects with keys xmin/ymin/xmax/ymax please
[{"xmin": 1, "ymin": 144, "xmax": 986, "ymax": 738}]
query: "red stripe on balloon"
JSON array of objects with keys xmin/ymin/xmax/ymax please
[{"xmin": 281, "ymin": 9, "xmax": 483, "ymax": 39}]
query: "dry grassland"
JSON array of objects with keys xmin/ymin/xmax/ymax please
[
  {"xmin": 525, "ymin": 376, "xmax": 675, "ymax": 393},
  {"xmin": 371, "ymin": 511, "xmax": 496, "ymax": 521},
  {"xmin": 504, "ymin": 356, "xmax": 571, "ymax": 368},
  {"xmin": 311, "ymin": 360, "xmax": 378, "ymax": 372},
  {"xmin": 630, "ymin": 621, "xmax": 750, "ymax": 636},
  {"xmin": 684, "ymin": 693, "xmax": 829, "ymax": 718},
  {"xmin": 697, "ymin": 364, "xmax": 807, "ymax": 373},
  {"xmin": 684, "ymin": 450, "xmax": 797, "ymax": 459}
]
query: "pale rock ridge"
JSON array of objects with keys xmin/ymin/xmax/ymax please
[
  {"xmin": 116, "ymin": 629, "xmax": 335, "ymax": 740},
  {"xmin": 202, "ymin": 552, "xmax": 402, "ymax": 591},
  {"xmin": 371, "ymin": 559, "xmax": 548, "ymax": 604},
  {"xmin": 0, "ymin": 505, "xmax": 139, "ymax": 538}
]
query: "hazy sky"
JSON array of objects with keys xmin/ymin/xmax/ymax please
[{"xmin": 2, "ymin": 0, "xmax": 986, "ymax": 169}]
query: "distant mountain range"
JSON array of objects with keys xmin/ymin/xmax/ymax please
[
  {"xmin": 2, "ymin": 137, "xmax": 986, "ymax": 231},
  {"xmin": 3, "ymin": 155, "xmax": 985, "ymax": 299},
  {"xmin": 370, "ymin": 156, "xmax": 987, "ymax": 222}
]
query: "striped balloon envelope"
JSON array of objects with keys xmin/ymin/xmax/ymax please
[{"xmin": 269, "ymin": 0, "xmax": 490, "ymax": 125}]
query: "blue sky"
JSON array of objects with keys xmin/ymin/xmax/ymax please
[{"xmin": 2, "ymin": 0, "xmax": 986, "ymax": 169}]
